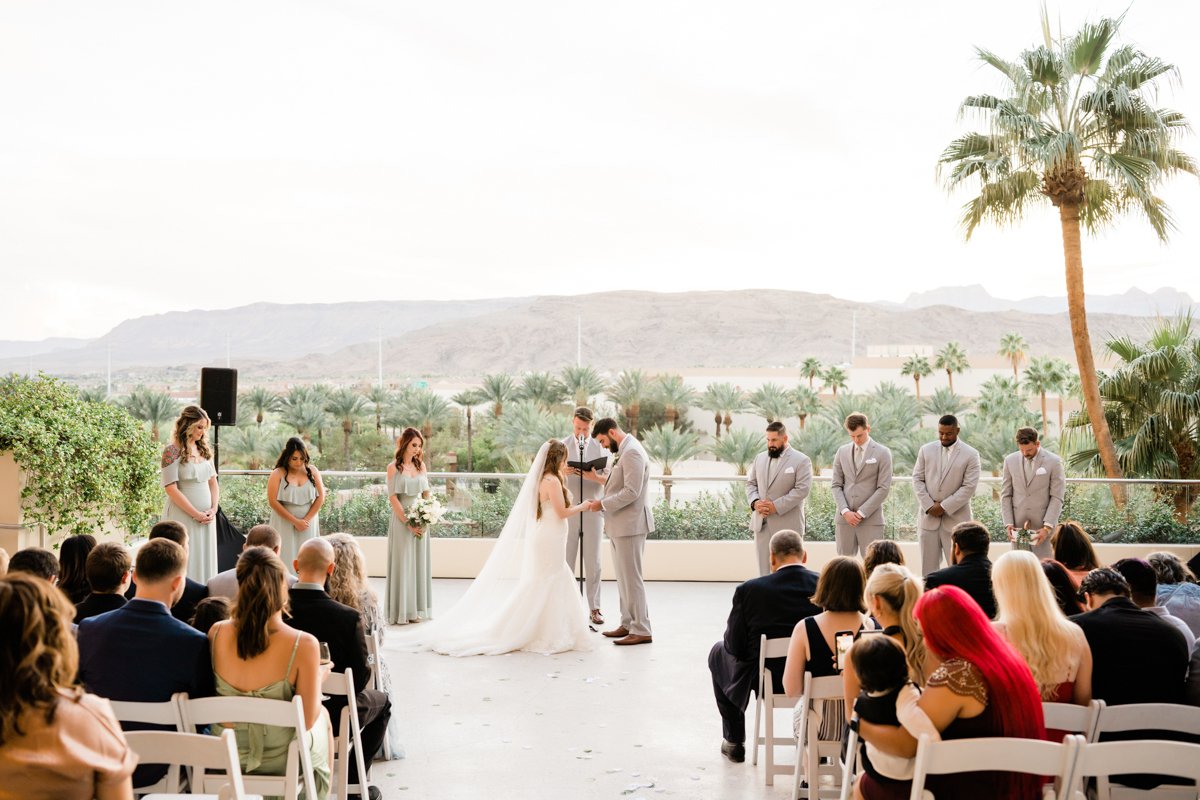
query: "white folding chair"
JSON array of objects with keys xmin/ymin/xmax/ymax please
[
  {"xmin": 838, "ymin": 715, "xmax": 860, "ymax": 800},
  {"xmin": 909, "ymin": 733, "xmax": 1081, "ymax": 800},
  {"xmin": 109, "ymin": 693, "xmax": 187, "ymax": 797},
  {"xmin": 1074, "ymin": 739, "xmax": 1200, "ymax": 800},
  {"xmin": 179, "ymin": 695, "xmax": 318, "ymax": 800},
  {"xmin": 124, "ymin": 729, "xmax": 257, "ymax": 799},
  {"xmin": 323, "ymin": 667, "xmax": 372, "ymax": 800},
  {"xmin": 365, "ymin": 628, "xmax": 383, "ymax": 694},
  {"xmin": 1043, "ymin": 700, "xmax": 1102, "ymax": 742},
  {"xmin": 1090, "ymin": 703, "xmax": 1200, "ymax": 799},
  {"xmin": 791, "ymin": 672, "xmax": 848, "ymax": 799},
  {"xmin": 750, "ymin": 635, "xmax": 800, "ymax": 785}
]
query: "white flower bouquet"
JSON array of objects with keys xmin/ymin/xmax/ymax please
[{"xmin": 406, "ymin": 496, "xmax": 446, "ymax": 538}]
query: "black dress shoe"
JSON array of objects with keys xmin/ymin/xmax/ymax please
[
  {"xmin": 720, "ymin": 740, "xmax": 745, "ymax": 763},
  {"xmin": 350, "ymin": 787, "xmax": 382, "ymax": 800}
]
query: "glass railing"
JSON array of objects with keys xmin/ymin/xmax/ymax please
[{"xmin": 216, "ymin": 470, "xmax": 1200, "ymax": 546}]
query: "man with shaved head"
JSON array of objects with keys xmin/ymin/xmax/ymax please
[{"xmin": 288, "ymin": 538, "xmax": 390, "ymax": 799}]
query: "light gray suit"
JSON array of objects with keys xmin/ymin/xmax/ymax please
[
  {"xmin": 831, "ymin": 439, "xmax": 893, "ymax": 557},
  {"xmin": 912, "ymin": 439, "xmax": 981, "ymax": 576},
  {"xmin": 745, "ymin": 446, "xmax": 813, "ymax": 576},
  {"xmin": 1001, "ymin": 447, "xmax": 1066, "ymax": 559},
  {"xmin": 599, "ymin": 434, "xmax": 655, "ymax": 637},
  {"xmin": 207, "ymin": 564, "xmax": 297, "ymax": 599},
  {"xmin": 562, "ymin": 434, "xmax": 609, "ymax": 611}
]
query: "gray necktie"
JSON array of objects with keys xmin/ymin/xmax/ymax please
[
  {"xmin": 941, "ymin": 445, "xmax": 949, "ymax": 473},
  {"xmin": 767, "ymin": 455, "xmax": 778, "ymax": 484},
  {"xmin": 854, "ymin": 445, "xmax": 863, "ymax": 471},
  {"xmin": 1023, "ymin": 456, "xmax": 1034, "ymax": 483}
]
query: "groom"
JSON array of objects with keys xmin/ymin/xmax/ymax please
[{"xmin": 588, "ymin": 418, "xmax": 654, "ymax": 645}]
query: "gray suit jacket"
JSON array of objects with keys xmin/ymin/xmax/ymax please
[
  {"xmin": 207, "ymin": 565, "xmax": 297, "ymax": 599},
  {"xmin": 600, "ymin": 435, "xmax": 655, "ymax": 538},
  {"xmin": 912, "ymin": 440, "xmax": 981, "ymax": 533},
  {"xmin": 831, "ymin": 439, "xmax": 893, "ymax": 527},
  {"xmin": 1000, "ymin": 447, "xmax": 1066, "ymax": 530},
  {"xmin": 745, "ymin": 446, "xmax": 813, "ymax": 535}
]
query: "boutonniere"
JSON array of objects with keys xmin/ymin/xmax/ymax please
[{"xmin": 611, "ymin": 454, "xmax": 620, "ymax": 467}]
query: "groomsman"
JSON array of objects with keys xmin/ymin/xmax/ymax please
[
  {"xmin": 831, "ymin": 413, "xmax": 893, "ymax": 557},
  {"xmin": 745, "ymin": 422, "xmax": 813, "ymax": 576},
  {"xmin": 912, "ymin": 415, "xmax": 981, "ymax": 576},
  {"xmin": 562, "ymin": 406, "xmax": 610, "ymax": 625},
  {"xmin": 1001, "ymin": 426, "xmax": 1066, "ymax": 558}
]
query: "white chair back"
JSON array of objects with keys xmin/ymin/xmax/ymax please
[
  {"xmin": 179, "ymin": 694, "xmax": 318, "ymax": 800},
  {"xmin": 1043, "ymin": 700, "xmax": 1102, "ymax": 742},
  {"xmin": 1090, "ymin": 703, "xmax": 1200, "ymax": 799},
  {"xmin": 322, "ymin": 667, "xmax": 371, "ymax": 800},
  {"xmin": 1073, "ymin": 739, "xmax": 1200, "ymax": 800},
  {"xmin": 109, "ymin": 693, "xmax": 187, "ymax": 797},
  {"xmin": 791, "ymin": 672, "xmax": 847, "ymax": 800},
  {"xmin": 909, "ymin": 733, "xmax": 1080, "ymax": 800},
  {"xmin": 751, "ymin": 635, "xmax": 801, "ymax": 786},
  {"xmin": 124, "ymin": 729, "xmax": 248, "ymax": 799},
  {"xmin": 365, "ymin": 627, "xmax": 383, "ymax": 694}
]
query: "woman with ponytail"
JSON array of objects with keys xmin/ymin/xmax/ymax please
[
  {"xmin": 208, "ymin": 547, "xmax": 331, "ymax": 799},
  {"xmin": 856, "ymin": 585, "xmax": 1045, "ymax": 800},
  {"xmin": 843, "ymin": 564, "xmax": 927, "ymax": 718},
  {"xmin": 385, "ymin": 428, "xmax": 433, "ymax": 625},
  {"xmin": 267, "ymin": 437, "xmax": 326, "ymax": 576}
]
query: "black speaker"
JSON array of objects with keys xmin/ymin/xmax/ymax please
[{"xmin": 200, "ymin": 367, "xmax": 238, "ymax": 426}]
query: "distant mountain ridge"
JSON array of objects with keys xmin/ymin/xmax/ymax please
[{"xmin": 872, "ymin": 284, "xmax": 1193, "ymax": 316}]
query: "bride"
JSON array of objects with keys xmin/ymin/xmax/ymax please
[{"xmin": 390, "ymin": 440, "xmax": 594, "ymax": 656}]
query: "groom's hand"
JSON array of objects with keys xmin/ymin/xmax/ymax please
[{"xmin": 587, "ymin": 500, "xmax": 603, "ymax": 513}]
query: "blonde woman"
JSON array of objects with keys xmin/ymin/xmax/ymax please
[
  {"xmin": 161, "ymin": 405, "xmax": 219, "ymax": 582},
  {"xmin": 842, "ymin": 563, "xmax": 928, "ymax": 719},
  {"xmin": 992, "ymin": 550, "xmax": 1091, "ymax": 716}
]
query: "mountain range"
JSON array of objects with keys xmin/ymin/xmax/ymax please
[{"xmin": 871, "ymin": 285, "xmax": 1193, "ymax": 316}]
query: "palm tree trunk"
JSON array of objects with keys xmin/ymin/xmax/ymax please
[
  {"xmin": 713, "ymin": 413, "xmax": 722, "ymax": 439},
  {"xmin": 915, "ymin": 377, "xmax": 923, "ymax": 427},
  {"xmin": 1040, "ymin": 392, "xmax": 1048, "ymax": 438},
  {"xmin": 663, "ymin": 467, "xmax": 672, "ymax": 505},
  {"xmin": 723, "ymin": 412, "xmax": 733, "ymax": 435},
  {"xmin": 799, "ymin": 413, "xmax": 807, "ymax": 430},
  {"xmin": 991, "ymin": 470, "xmax": 1000, "ymax": 500},
  {"xmin": 1057, "ymin": 395, "xmax": 1064, "ymax": 431},
  {"xmin": 1061, "ymin": 201, "xmax": 1125, "ymax": 504},
  {"xmin": 946, "ymin": 370, "xmax": 954, "ymax": 393},
  {"xmin": 343, "ymin": 421, "xmax": 352, "ymax": 470},
  {"xmin": 1012, "ymin": 359, "xmax": 1019, "ymax": 379},
  {"xmin": 466, "ymin": 409, "xmax": 474, "ymax": 472}
]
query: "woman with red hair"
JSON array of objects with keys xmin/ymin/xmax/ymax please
[{"xmin": 855, "ymin": 585, "xmax": 1045, "ymax": 800}]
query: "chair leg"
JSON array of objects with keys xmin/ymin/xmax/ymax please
[
  {"xmin": 765, "ymin": 692, "xmax": 775, "ymax": 786},
  {"xmin": 752, "ymin": 690, "xmax": 762, "ymax": 766}
]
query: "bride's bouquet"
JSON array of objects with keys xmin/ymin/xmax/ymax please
[{"xmin": 406, "ymin": 497, "xmax": 446, "ymax": 538}]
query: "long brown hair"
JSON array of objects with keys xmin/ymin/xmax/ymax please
[
  {"xmin": 274, "ymin": 437, "xmax": 315, "ymax": 487},
  {"xmin": 326, "ymin": 533, "xmax": 373, "ymax": 612},
  {"xmin": 1051, "ymin": 520, "xmax": 1101, "ymax": 572},
  {"xmin": 538, "ymin": 440, "xmax": 571, "ymax": 520},
  {"xmin": 231, "ymin": 547, "xmax": 289, "ymax": 660},
  {"xmin": 173, "ymin": 405, "xmax": 213, "ymax": 462},
  {"xmin": 394, "ymin": 427, "xmax": 425, "ymax": 471},
  {"xmin": 0, "ymin": 574, "xmax": 82, "ymax": 746}
]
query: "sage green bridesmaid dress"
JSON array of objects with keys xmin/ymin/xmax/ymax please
[
  {"xmin": 270, "ymin": 478, "xmax": 320, "ymax": 576},
  {"xmin": 385, "ymin": 470, "xmax": 433, "ymax": 625},
  {"xmin": 161, "ymin": 448, "xmax": 218, "ymax": 583}
]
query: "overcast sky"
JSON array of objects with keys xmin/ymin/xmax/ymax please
[{"xmin": 2, "ymin": 0, "xmax": 1198, "ymax": 341}]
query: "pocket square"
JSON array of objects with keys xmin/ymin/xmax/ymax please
[
  {"xmin": 784, "ymin": 466, "xmax": 795, "ymax": 474},
  {"xmin": 1035, "ymin": 467, "xmax": 1047, "ymax": 475},
  {"xmin": 865, "ymin": 458, "xmax": 878, "ymax": 464}
]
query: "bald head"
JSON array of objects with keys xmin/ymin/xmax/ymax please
[{"xmin": 294, "ymin": 538, "xmax": 335, "ymax": 585}]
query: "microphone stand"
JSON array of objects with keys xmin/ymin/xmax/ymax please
[{"xmin": 577, "ymin": 435, "xmax": 586, "ymax": 600}]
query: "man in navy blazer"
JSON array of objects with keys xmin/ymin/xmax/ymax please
[
  {"xmin": 708, "ymin": 530, "xmax": 821, "ymax": 762},
  {"xmin": 78, "ymin": 538, "xmax": 215, "ymax": 789}
]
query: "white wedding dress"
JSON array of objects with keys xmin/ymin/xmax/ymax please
[{"xmin": 390, "ymin": 443, "xmax": 593, "ymax": 657}]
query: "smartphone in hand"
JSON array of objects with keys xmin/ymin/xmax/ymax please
[{"xmin": 835, "ymin": 630, "xmax": 855, "ymax": 672}]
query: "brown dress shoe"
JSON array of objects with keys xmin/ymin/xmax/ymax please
[
  {"xmin": 590, "ymin": 610, "xmax": 604, "ymax": 625},
  {"xmin": 613, "ymin": 634, "xmax": 652, "ymax": 646},
  {"xmin": 602, "ymin": 626, "xmax": 629, "ymax": 638}
]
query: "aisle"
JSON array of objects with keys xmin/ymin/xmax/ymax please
[{"xmin": 368, "ymin": 578, "xmax": 797, "ymax": 800}]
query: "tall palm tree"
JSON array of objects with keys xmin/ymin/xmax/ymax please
[
  {"xmin": 654, "ymin": 374, "xmax": 696, "ymax": 429},
  {"xmin": 363, "ymin": 385, "xmax": 393, "ymax": 431},
  {"xmin": 699, "ymin": 382, "xmax": 747, "ymax": 439},
  {"xmin": 822, "ymin": 366, "xmax": 849, "ymax": 398},
  {"xmin": 937, "ymin": 10, "xmax": 1193, "ymax": 495},
  {"xmin": 324, "ymin": 387, "xmax": 368, "ymax": 470},
  {"xmin": 223, "ymin": 425, "xmax": 280, "ymax": 470},
  {"xmin": 793, "ymin": 419, "xmax": 843, "ymax": 476},
  {"xmin": 278, "ymin": 399, "xmax": 328, "ymax": 445},
  {"xmin": 642, "ymin": 425, "xmax": 702, "ymax": 504},
  {"xmin": 478, "ymin": 373, "xmax": 516, "ymax": 419},
  {"xmin": 1051, "ymin": 358, "xmax": 1075, "ymax": 431},
  {"xmin": 997, "ymin": 333, "xmax": 1029, "ymax": 380},
  {"xmin": 239, "ymin": 386, "xmax": 279, "ymax": 428},
  {"xmin": 900, "ymin": 355, "xmax": 934, "ymax": 404},
  {"xmin": 924, "ymin": 387, "xmax": 970, "ymax": 420},
  {"xmin": 708, "ymin": 427, "xmax": 765, "ymax": 475},
  {"xmin": 799, "ymin": 357, "xmax": 823, "ymax": 389},
  {"xmin": 517, "ymin": 371, "xmax": 567, "ymax": 410},
  {"xmin": 559, "ymin": 365, "xmax": 608, "ymax": 408},
  {"xmin": 934, "ymin": 342, "xmax": 970, "ymax": 393},
  {"xmin": 747, "ymin": 382, "xmax": 794, "ymax": 425},
  {"xmin": 407, "ymin": 390, "xmax": 454, "ymax": 464},
  {"xmin": 608, "ymin": 369, "xmax": 650, "ymax": 437},
  {"xmin": 125, "ymin": 387, "xmax": 181, "ymax": 442},
  {"xmin": 793, "ymin": 385, "xmax": 821, "ymax": 430},
  {"xmin": 1023, "ymin": 355, "xmax": 1059, "ymax": 437},
  {"xmin": 450, "ymin": 390, "xmax": 480, "ymax": 472}
]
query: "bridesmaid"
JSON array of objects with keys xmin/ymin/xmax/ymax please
[
  {"xmin": 161, "ymin": 405, "xmax": 219, "ymax": 582},
  {"xmin": 267, "ymin": 437, "xmax": 326, "ymax": 575},
  {"xmin": 386, "ymin": 427, "xmax": 433, "ymax": 625}
]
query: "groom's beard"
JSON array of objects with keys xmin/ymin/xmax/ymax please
[
  {"xmin": 607, "ymin": 441, "xmax": 619, "ymax": 454},
  {"xmin": 767, "ymin": 446, "xmax": 783, "ymax": 458}
]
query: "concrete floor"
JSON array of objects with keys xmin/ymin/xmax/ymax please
[{"xmin": 369, "ymin": 578, "xmax": 802, "ymax": 800}]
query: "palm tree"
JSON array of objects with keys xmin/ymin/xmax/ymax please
[
  {"xmin": 654, "ymin": 374, "xmax": 696, "ymax": 429},
  {"xmin": 77, "ymin": 385, "xmax": 110, "ymax": 403},
  {"xmin": 324, "ymin": 387, "xmax": 368, "ymax": 470},
  {"xmin": 900, "ymin": 355, "xmax": 934, "ymax": 404},
  {"xmin": 223, "ymin": 425, "xmax": 280, "ymax": 470},
  {"xmin": 642, "ymin": 425, "xmax": 702, "ymax": 505},
  {"xmin": 793, "ymin": 419, "xmax": 843, "ymax": 476},
  {"xmin": 799, "ymin": 357, "xmax": 823, "ymax": 389},
  {"xmin": 747, "ymin": 382, "xmax": 794, "ymax": 425},
  {"xmin": 997, "ymin": 333, "xmax": 1029, "ymax": 380},
  {"xmin": 450, "ymin": 390, "xmax": 480, "ymax": 472},
  {"xmin": 407, "ymin": 389, "xmax": 454, "ymax": 464},
  {"xmin": 496, "ymin": 400, "xmax": 571, "ymax": 459},
  {"xmin": 517, "ymin": 371, "xmax": 567, "ymax": 410},
  {"xmin": 793, "ymin": 385, "xmax": 821, "ymax": 430},
  {"xmin": 1023, "ymin": 355, "xmax": 1059, "ymax": 437},
  {"xmin": 699, "ymin": 382, "xmax": 746, "ymax": 439},
  {"xmin": 1051, "ymin": 358, "xmax": 1076, "ymax": 431},
  {"xmin": 478, "ymin": 373, "xmax": 517, "ymax": 418},
  {"xmin": 278, "ymin": 399, "xmax": 328, "ymax": 445},
  {"xmin": 924, "ymin": 386, "xmax": 970, "ymax": 420},
  {"xmin": 559, "ymin": 365, "xmax": 607, "ymax": 408},
  {"xmin": 608, "ymin": 369, "xmax": 650, "ymax": 437},
  {"xmin": 822, "ymin": 366, "xmax": 849, "ymax": 397},
  {"xmin": 125, "ymin": 387, "xmax": 181, "ymax": 442},
  {"xmin": 936, "ymin": 10, "xmax": 1193, "ymax": 496},
  {"xmin": 239, "ymin": 386, "xmax": 279, "ymax": 428},
  {"xmin": 363, "ymin": 385, "xmax": 393, "ymax": 431},
  {"xmin": 934, "ymin": 342, "xmax": 970, "ymax": 392},
  {"xmin": 708, "ymin": 427, "xmax": 766, "ymax": 475}
]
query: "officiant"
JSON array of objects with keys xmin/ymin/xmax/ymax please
[{"xmin": 562, "ymin": 406, "xmax": 609, "ymax": 626}]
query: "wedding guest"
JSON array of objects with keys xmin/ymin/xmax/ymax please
[
  {"xmin": 708, "ymin": 530, "xmax": 820, "ymax": 763},
  {"xmin": 561, "ymin": 407, "xmax": 611, "ymax": 621},
  {"xmin": 189, "ymin": 596, "xmax": 230, "ymax": 635},
  {"xmin": 1147, "ymin": 551, "xmax": 1200, "ymax": 636},
  {"xmin": 268, "ymin": 437, "xmax": 326, "ymax": 577},
  {"xmin": 923, "ymin": 521, "xmax": 996, "ymax": 619},
  {"xmin": 863, "ymin": 540, "xmax": 905, "ymax": 579},
  {"xmin": 1000, "ymin": 427, "xmax": 1065, "ymax": 559},
  {"xmin": 1112, "ymin": 558, "xmax": 1195, "ymax": 651},
  {"xmin": 0, "ymin": 573, "xmax": 136, "ymax": 800},
  {"xmin": 1041, "ymin": 559, "xmax": 1085, "ymax": 617},
  {"xmin": 912, "ymin": 414, "xmax": 981, "ymax": 576},
  {"xmin": 74, "ymin": 543, "xmax": 132, "ymax": 624},
  {"xmin": 385, "ymin": 427, "xmax": 432, "ymax": 625},
  {"xmin": 77, "ymin": 538, "xmax": 214, "ymax": 791},
  {"xmin": 7, "ymin": 547, "xmax": 60, "ymax": 584},
  {"xmin": 126, "ymin": 521, "xmax": 208, "ymax": 623},
  {"xmin": 831, "ymin": 413, "xmax": 893, "ymax": 558},
  {"xmin": 58, "ymin": 534, "xmax": 97, "ymax": 605},
  {"xmin": 843, "ymin": 564, "xmax": 927, "ymax": 719},
  {"xmin": 1051, "ymin": 521, "xmax": 1102, "ymax": 588},
  {"xmin": 208, "ymin": 547, "xmax": 331, "ymax": 799},
  {"xmin": 991, "ymin": 551, "xmax": 1091, "ymax": 714},
  {"xmin": 207, "ymin": 524, "xmax": 297, "ymax": 599},
  {"xmin": 288, "ymin": 539, "xmax": 389, "ymax": 798},
  {"xmin": 326, "ymin": 532, "xmax": 404, "ymax": 759},
  {"xmin": 745, "ymin": 422, "xmax": 814, "ymax": 576},
  {"xmin": 856, "ymin": 585, "xmax": 1044, "ymax": 800},
  {"xmin": 160, "ymin": 405, "xmax": 219, "ymax": 583}
]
